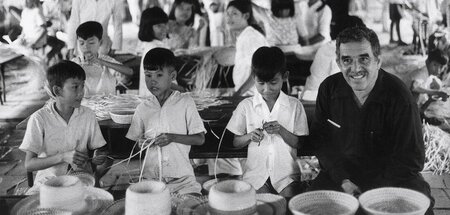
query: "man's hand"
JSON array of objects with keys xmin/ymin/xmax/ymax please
[
  {"xmin": 250, "ymin": 128, "xmax": 264, "ymax": 142},
  {"xmin": 154, "ymin": 133, "xmax": 174, "ymax": 147},
  {"xmin": 62, "ymin": 150, "xmax": 89, "ymax": 166},
  {"xmin": 341, "ymin": 179, "xmax": 361, "ymax": 196},
  {"xmin": 263, "ymin": 121, "xmax": 281, "ymax": 134}
]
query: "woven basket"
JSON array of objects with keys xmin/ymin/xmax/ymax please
[
  {"xmin": 359, "ymin": 187, "xmax": 430, "ymax": 215},
  {"xmin": 109, "ymin": 110, "xmax": 135, "ymax": 124},
  {"xmin": 288, "ymin": 190, "xmax": 359, "ymax": 215}
]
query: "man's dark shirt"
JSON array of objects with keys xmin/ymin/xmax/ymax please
[{"xmin": 311, "ymin": 69, "xmax": 424, "ymax": 190}]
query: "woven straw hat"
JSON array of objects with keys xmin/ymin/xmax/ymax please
[
  {"xmin": 125, "ymin": 180, "xmax": 172, "ymax": 215},
  {"xmin": 100, "ymin": 193, "xmax": 197, "ymax": 215},
  {"xmin": 176, "ymin": 193, "xmax": 286, "ymax": 215},
  {"xmin": 289, "ymin": 190, "xmax": 359, "ymax": 215},
  {"xmin": 11, "ymin": 177, "xmax": 113, "ymax": 215},
  {"xmin": 359, "ymin": 187, "xmax": 430, "ymax": 215}
]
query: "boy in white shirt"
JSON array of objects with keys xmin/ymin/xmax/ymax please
[
  {"xmin": 19, "ymin": 61, "xmax": 111, "ymax": 194},
  {"xmin": 71, "ymin": 21, "xmax": 133, "ymax": 96},
  {"xmin": 126, "ymin": 48, "xmax": 206, "ymax": 195},
  {"xmin": 227, "ymin": 46, "xmax": 309, "ymax": 197}
]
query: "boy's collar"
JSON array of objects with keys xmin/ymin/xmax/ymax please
[
  {"xmin": 47, "ymin": 100, "xmax": 81, "ymax": 119},
  {"xmin": 252, "ymin": 91, "xmax": 289, "ymax": 109}
]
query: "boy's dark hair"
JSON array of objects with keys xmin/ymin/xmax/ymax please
[
  {"xmin": 47, "ymin": 60, "xmax": 86, "ymax": 95},
  {"xmin": 76, "ymin": 21, "xmax": 103, "ymax": 40},
  {"xmin": 227, "ymin": 0, "xmax": 265, "ymax": 35},
  {"xmin": 139, "ymin": 7, "xmax": 168, "ymax": 42},
  {"xmin": 427, "ymin": 49, "xmax": 449, "ymax": 66},
  {"xmin": 143, "ymin": 48, "xmax": 177, "ymax": 71},
  {"xmin": 336, "ymin": 26, "xmax": 380, "ymax": 59},
  {"xmin": 271, "ymin": 0, "xmax": 295, "ymax": 18},
  {"xmin": 169, "ymin": 0, "xmax": 196, "ymax": 26},
  {"xmin": 251, "ymin": 46, "xmax": 286, "ymax": 82}
]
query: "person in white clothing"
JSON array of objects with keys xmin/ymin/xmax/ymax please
[
  {"xmin": 226, "ymin": 0, "xmax": 268, "ymax": 96},
  {"xmin": 15, "ymin": 0, "xmax": 47, "ymax": 50},
  {"xmin": 71, "ymin": 21, "xmax": 133, "ymax": 96},
  {"xmin": 19, "ymin": 61, "xmax": 110, "ymax": 194},
  {"xmin": 126, "ymin": 48, "xmax": 206, "ymax": 195},
  {"xmin": 228, "ymin": 47, "xmax": 309, "ymax": 197},
  {"xmin": 67, "ymin": 0, "xmax": 123, "ymax": 58},
  {"xmin": 297, "ymin": 0, "xmax": 331, "ymax": 46}
]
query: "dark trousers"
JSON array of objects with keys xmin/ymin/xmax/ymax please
[{"xmin": 308, "ymin": 171, "xmax": 435, "ymax": 215}]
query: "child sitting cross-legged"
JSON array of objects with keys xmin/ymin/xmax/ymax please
[
  {"xmin": 19, "ymin": 61, "xmax": 111, "ymax": 195},
  {"xmin": 72, "ymin": 21, "xmax": 133, "ymax": 96},
  {"xmin": 226, "ymin": 46, "xmax": 309, "ymax": 197},
  {"xmin": 126, "ymin": 48, "xmax": 206, "ymax": 195}
]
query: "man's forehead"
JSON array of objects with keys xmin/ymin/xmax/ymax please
[{"xmin": 339, "ymin": 40, "xmax": 373, "ymax": 56}]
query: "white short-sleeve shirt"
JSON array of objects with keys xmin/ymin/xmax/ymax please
[
  {"xmin": 233, "ymin": 26, "xmax": 269, "ymax": 95},
  {"xmin": 304, "ymin": 40, "xmax": 340, "ymax": 92},
  {"xmin": 19, "ymin": 101, "xmax": 106, "ymax": 187},
  {"xmin": 126, "ymin": 91, "xmax": 206, "ymax": 179},
  {"xmin": 20, "ymin": 7, "xmax": 46, "ymax": 45},
  {"xmin": 72, "ymin": 54, "xmax": 120, "ymax": 96},
  {"xmin": 300, "ymin": 1, "xmax": 332, "ymax": 42},
  {"xmin": 226, "ymin": 91, "xmax": 309, "ymax": 192}
]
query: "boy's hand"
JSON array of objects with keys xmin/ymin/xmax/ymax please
[
  {"xmin": 80, "ymin": 52, "xmax": 99, "ymax": 65},
  {"xmin": 91, "ymin": 150, "xmax": 108, "ymax": 165},
  {"xmin": 154, "ymin": 133, "xmax": 174, "ymax": 147},
  {"xmin": 250, "ymin": 128, "xmax": 264, "ymax": 142},
  {"xmin": 63, "ymin": 150, "xmax": 89, "ymax": 166},
  {"xmin": 263, "ymin": 121, "xmax": 281, "ymax": 134},
  {"xmin": 430, "ymin": 78, "xmax": 441, "ymax": 90}
]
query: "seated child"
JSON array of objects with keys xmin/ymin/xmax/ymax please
[
  {"xmin": 71, "ymin": 21, "xmax": 133, "ymax": 96},
  {"xmin": 126, "ymin": 47, "xmax": 206, "ymax": 195},
  {"xmin": 409, "ymin": 49, "xmax": 449, "ymax": 110},
  {"xmin": 15, "ymin": 0, "xmax": 47, "ymax": 50},
  {"xmin": 226, "ymin": 46, "xmax": 309, "ymax": 197},
  {"xmin": 19, "ymin": 61, "xmax": 111, "ymax": 194}
]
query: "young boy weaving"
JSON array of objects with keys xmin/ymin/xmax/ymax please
[
  {"xmin": 19, "ymin": 61, "xmax": 111, "ymax": 194},
  {"xmin": 227, "ymin": 46, "xmax": 309, "ymax": 197},
  {"xmin": 126, "ymin": 48, "xmax": 206, "ymax": 195},
  {"xmin": 72, "ymin": 21, "xmax": 133, "ymax": 96}
]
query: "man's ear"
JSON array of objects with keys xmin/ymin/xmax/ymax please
[
  {"xmin": 52, "ymin": 85, "xmax": 61, "ymax": 97},
  {"xmin": 376, "ymin": 56, "xmax": 382, "ymax": 70},
  {"xmin": 336, "ymin": 57, "xmax": 343, "ymax": 71},
  {"xmin": 98, "ymin": 38, "xmax": 103, "ymax": 46}
]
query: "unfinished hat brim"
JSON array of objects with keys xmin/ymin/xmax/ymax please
[{"xmin": 11, "ymin": 187, "xmax": 113, "ymax": 215}]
